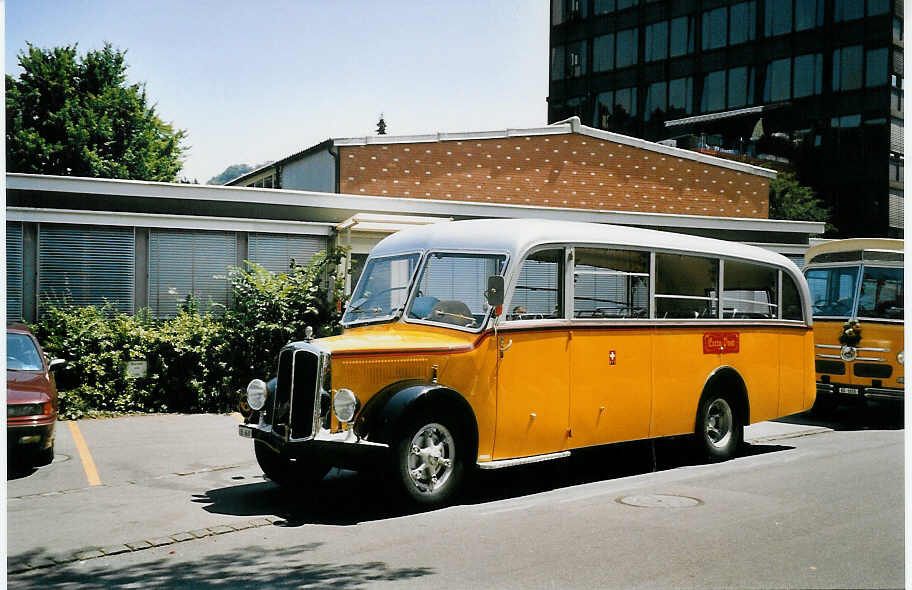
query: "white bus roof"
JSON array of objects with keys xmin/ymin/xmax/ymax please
[
  {"xmin": 805, "ymin": 238, "xmax": 904, "ymax": 263},
  {"xmin": 372, "ymin": 218, "xmax": 801, "ymax": 272}
]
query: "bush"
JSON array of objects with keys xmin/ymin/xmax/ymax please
[{"xmin": 32, "ymin": 247, "xmax": 347, "ymax": 419}]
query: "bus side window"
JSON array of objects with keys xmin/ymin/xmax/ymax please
[
  {"xmin": 721, "ymin": 260, "xmax": 778, "ymax": 319},
  {"xmin": 508, "ymin": 249, "xmax": 564, "ymax": 321},
  {"xmin": 655, "ymin": 254, "xmax": 719, "ymax": 319},
  {"xmin": 573, "ymin": 248, "xmax": 649, "ymax": 319},
  {"xmin": 781, "ymin": 273, "xmax": 804, "ymax": 321}
]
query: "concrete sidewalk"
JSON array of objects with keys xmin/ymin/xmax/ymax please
[{"xmin": 744, "ymin": 419, "xmax": 832, "ymax": 444}]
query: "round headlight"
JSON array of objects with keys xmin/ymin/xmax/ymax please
[
  {"xmin": 246, "ymin": 379, "xmax": 268, "ymax": 411},
  {"xmin": 898, "ymin": 351, "xmax": 904, "ymax": 365},
  {"xmin": 333, "ymin": 388, "xmax": 359, "ymax": 423}
]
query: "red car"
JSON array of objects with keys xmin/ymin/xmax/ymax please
[{"xmin": 7, "ymin": 323, "xmax": 63, "ymax": 468}]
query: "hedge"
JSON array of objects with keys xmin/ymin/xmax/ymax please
[{"xmin": 32, "ymin": 248, "xmax": 347, "ymax": 419}]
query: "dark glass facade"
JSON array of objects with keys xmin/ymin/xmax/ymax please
[{"xmin": 549, "ymin": 0, "xmax": 904, "ymax": 237}]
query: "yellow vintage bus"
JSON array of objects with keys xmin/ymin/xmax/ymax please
[
  {"xmin": 239, "ymin": 219, "xmax": 816, "ymax": 506},
  {"xmin": 803, "ymin": 238, "xmax": 904, "ymax": 412}
]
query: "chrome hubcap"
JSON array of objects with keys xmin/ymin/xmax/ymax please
[
  {"xmin": 705, "ymin": 398, "xmax": 733, "ymax": 448},
  {"xmin": 406, "ymin": 423, "xmax": 455, "ymax": 494}
]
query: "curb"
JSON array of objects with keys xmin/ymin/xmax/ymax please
[
  {"xmin": 8, "ymin": 516, "xmax": 286, "ymax": 574},
  {"xmin": 745, "ymin": 425, "xmax": 832, "ymax": 445}
]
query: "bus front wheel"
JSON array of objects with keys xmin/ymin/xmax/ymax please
[{"xmin": 695, "ymin": 394, "xmax": 743, "ymax": 461}]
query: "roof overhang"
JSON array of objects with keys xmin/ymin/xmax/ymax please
[{"xmin": 6, "ymin": 173, "xmax": 824, "ymax": 243}]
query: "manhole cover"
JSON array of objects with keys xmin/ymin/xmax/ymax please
[{"xmin": 617, "ymin": 494, "xmax": 702, "ymax": 508}]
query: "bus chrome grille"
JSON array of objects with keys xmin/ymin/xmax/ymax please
[{"xmin": 269, "ymin": 348, "xmax": 320, "ymax": 441}]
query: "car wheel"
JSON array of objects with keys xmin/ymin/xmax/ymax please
[
  {"xmin": 254, "ymin": 440, "xmax": 329, "ymax": 487},
  {"xmin": 35, "ymin": 445, "xmax": 55, "ymax": 467},
  {"xmin": 391, "ymin": 412, "xmax": 466, "ymax": 507},
  {"xmin": 696, "ymin": 393, "xmax": 743, "ymax": 461}
]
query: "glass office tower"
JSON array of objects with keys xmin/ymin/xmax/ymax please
[{"xmin": 549, "ymin": 0, "xmax": 903, "ymax": 237}]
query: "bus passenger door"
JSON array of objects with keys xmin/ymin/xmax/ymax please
[{"xmin": 493, "ymin": 248, "xmax": 571, "ymax": 460}]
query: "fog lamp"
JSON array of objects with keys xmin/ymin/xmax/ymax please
[
  {"xmin": 246, "ymin": 379, "xmax": 268, "ymax": 411},
  {"xmin": 333, "ymin": 388, "xmax": 359, "ymax": 423}
]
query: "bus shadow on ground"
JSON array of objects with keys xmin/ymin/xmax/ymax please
[
  {"xmin": 777, "ymin": 401, "xmax": 903, "ymax": 432},
  {"xmin": 198, "ymin": 438, "xmax": 792, "ymax": 526}
]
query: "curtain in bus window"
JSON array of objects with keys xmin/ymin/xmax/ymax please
[
  {"xmin": 857, "ymin": 267, "xmax": 903, "ymax": 319},
  {"xmin": 510, "ymin": 250, "xmax": 564, "ymax": 320},
  {"xmin": 655, "ymin": 254, "xmax": 719, "ymax": 318},
  {"xmin": 573, "ymin": 248, "xmax": 649, "ymax": 318}
]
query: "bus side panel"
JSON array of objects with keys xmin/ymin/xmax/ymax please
[
  {"xmin": 730, "ymin": 330, "xmax": 780, "ymax": 423},
  {"xmin": 778, "ymin": 329, "xmax": 813, "ymax": 417},
  {"xmin": 651, "ymin": 330, "xmax": 722, "ymax": 438}
]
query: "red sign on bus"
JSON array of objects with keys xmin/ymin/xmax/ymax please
[{"xmin": 703, "ymin": 332, "xmax": 740, "ymax": 354}]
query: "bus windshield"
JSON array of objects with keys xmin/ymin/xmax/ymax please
[
  {"xmin": 857, "ymin": 266, "xmax": 903, "ymax": 320},
  {"xmin": 805, "ymin": 266, "xmax": 859, "ymax": 318},
  {"xmin": 343, "ymin": 253, "xmax": 421, "ymax": 324}
]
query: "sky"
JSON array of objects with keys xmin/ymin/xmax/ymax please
[{"xmin": 5, "ymin": 1, "xmax": 549, "ymax": 183}]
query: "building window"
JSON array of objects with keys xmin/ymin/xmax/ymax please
[
  {"xmin": 795, "ymin": 0, "xmax": 824, "ymax": 31},
  {"xmin": 594, "ymin": 0, "xmax": 616, "ymax": 15},
  {"xmin": 729, "ymin": 2, "xmax": 756, "ymax": 45},
  {"xmin": 891, "ymin": 88, "xmax": 903, "ymax": 113},
  {"xmin": 764, "ymin": 0, "xmax": 793, "ymax": 37},
  {"xmin": 566, "ymin": 40, "xmax": 588, "ymax": 78},
  {"xmin": 7, "ymin": 222, "xmax": 23, "ymax": 321},
  {"xmin": 617, "ymin": 0, "xmax": 638, "ymax": 10},
  {"xmin": 867, "ymin": 0, "xmax": 890, "ymax": 15},
  {"xmin": 889, "ymin": 156, "xmax": 904, "ymax": 182},
  {"xmin": 832, "ymin": 45, "xmax": 863, "ymax": 91},
  {"xmin": 552, "ymin": 0, "xmax": 588, "ymax": 25},
  {"xmin": 645, "ymin": 21, "xmax": 668, "ymax": 62},
  {"xmin": 727, "ymin": 66, "xmax": 754, "ymax": 108},
  {"xmin": 616, "ymin": 28, "xmax": 638, "ymax": 68},
  {"xmin": 669, "ymin": 76, "xmax": 694, "ymax": 115},
  {"xmin": 701, "ymin": 70, "xmax": 726, "ymax": 113},
  {"xmin": 597, "ymin": 87, "xmax": 639, "ymax": 131},
  {"xmin": 645, "ymin": 81, "xmax": 668, "ymax": 121},
  {"xmin": 865, "ymin": 48, "xmax": 888, "ymax": 88},
  {"xmin": 551, "ymin": 46, "xmax": 565, "ymax": 81},
  {"xmin": 248, "ymin": 233, "xmax": 329, "ymax": 275},
  {"xmin": 702, "ymin": 7, "xmax": 727, "ymax": 50},
  {"xmin": 594, "ymin": 34, "xmax": 615, "ymax": 72},
  {"xmin": 894, "ymin": 17, "xmax": 903, "ymax": 42},
  {"xmin": 39, "ymin": 224, "xmax": 135, "ymax": 314},
  {"xmin": 764, "ymin": 57, "xmax": 792, "ymax": 102},
  {"xmin": 834, "ymin": 0, "xmax": 863, "ymax": 22},
  {"xmin": 251, "ymin": 175, "xmax": 274, "ymax": 188},
  {"xmin": 831, "ymin": 114, "xmax": 862, "ymax": 128},
  {"xmin": 793, "ymin": 53, "xmax": 823, "ymax": 98},
  {"xmin": 670, "ymin": 16, "xmax": 695, "ymax": 57}
]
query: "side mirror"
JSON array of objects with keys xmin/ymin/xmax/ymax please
[
  {"xmin": 48, "ymin": 358, "xmax": 66, "ymax": 372},
  {"xmin": 485, "ymin": 275, "xmax": 505, "ymax": 308}
]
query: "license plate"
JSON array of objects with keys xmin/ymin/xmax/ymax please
[
  {"xmin": 838, "ymin": 387, "xmax": 858, "ymax": 395},
  {"xmin": 238, "ymin": 425, "xmax": 253, "ymax": 438}
]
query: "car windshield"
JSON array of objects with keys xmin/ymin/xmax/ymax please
[
  {"xmin": 857, "ymin": 266, "xmax": 903, "ymax": 320},
  {"xmin": 7, "ymin": 333, "xmax": 44, "ymax": 371},
  {"xmin": 343, "ymin": 253, "xmax": 421, "ymax": 324},
  {"xmin": 407, "ymin": 253, "xmax": 507, "ymax": 330},
  {"xmin": 805, "ymin": 266, "xmax": 859, "ymax": 317}
]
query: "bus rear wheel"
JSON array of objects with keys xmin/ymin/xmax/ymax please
[{"xmin": 696, "ymin": 394, "xmax": 743, "ymax": 461}]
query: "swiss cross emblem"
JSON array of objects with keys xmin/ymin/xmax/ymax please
[{"xmin": 609, "ymin": 350, "xmax": 617, "ymax": 365}]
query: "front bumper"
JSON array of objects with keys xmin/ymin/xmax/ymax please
[
  {"xmin": 240, "ymin": 422, "xmax": 389, "ymax": 471},
  {"xmin": 8, "ymin": 421, "xmax": 55, "ymax": 455},
  {"xmin": 816, "ymin": 381, "xmax": 904, "ymax": 402}
]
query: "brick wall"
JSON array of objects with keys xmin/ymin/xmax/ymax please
[{"xmin": 338, "ymin": 133, "xmax": 770, "ymax": 218}]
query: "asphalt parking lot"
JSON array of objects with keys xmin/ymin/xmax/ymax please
[{"xmin": 6, "ymin": 403, "xmax": 901, "ymax": 575}]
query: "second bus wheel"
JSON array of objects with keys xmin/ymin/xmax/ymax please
[
  {"xmin": 695, "ymin": 393, "xmax": 743, "ymax": 461},
  {"xmin": 254, "ymin": 440, "xmax": 329, "ymax": 487},
  {"xmin": 390, "ymin": 411, "xmax": 466, "ymax": 507}
]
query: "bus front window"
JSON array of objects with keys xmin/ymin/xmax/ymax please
[
  {"xmin": 805, "ymin": 266, "xmax": 860, "ymax": 318},
  {"xmin": 858, "ymin": 267, "xmax": 903, "ymax": 320},
  {"xmin": 343, "ymin": 253, "xmax": 421, "ymax": 324}
]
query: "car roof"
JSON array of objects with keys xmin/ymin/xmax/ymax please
[{"xmin": 7, "ymin": 322, "xmax": 33, "ymax": 335}]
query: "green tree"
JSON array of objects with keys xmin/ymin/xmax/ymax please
[
  {"xmin": 6, "ymin": 42, "xmax": 187, "ymax": 181},
  {"xmin": 769, "ymin": 172, "xmax": 834, "ymax": 231}
]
